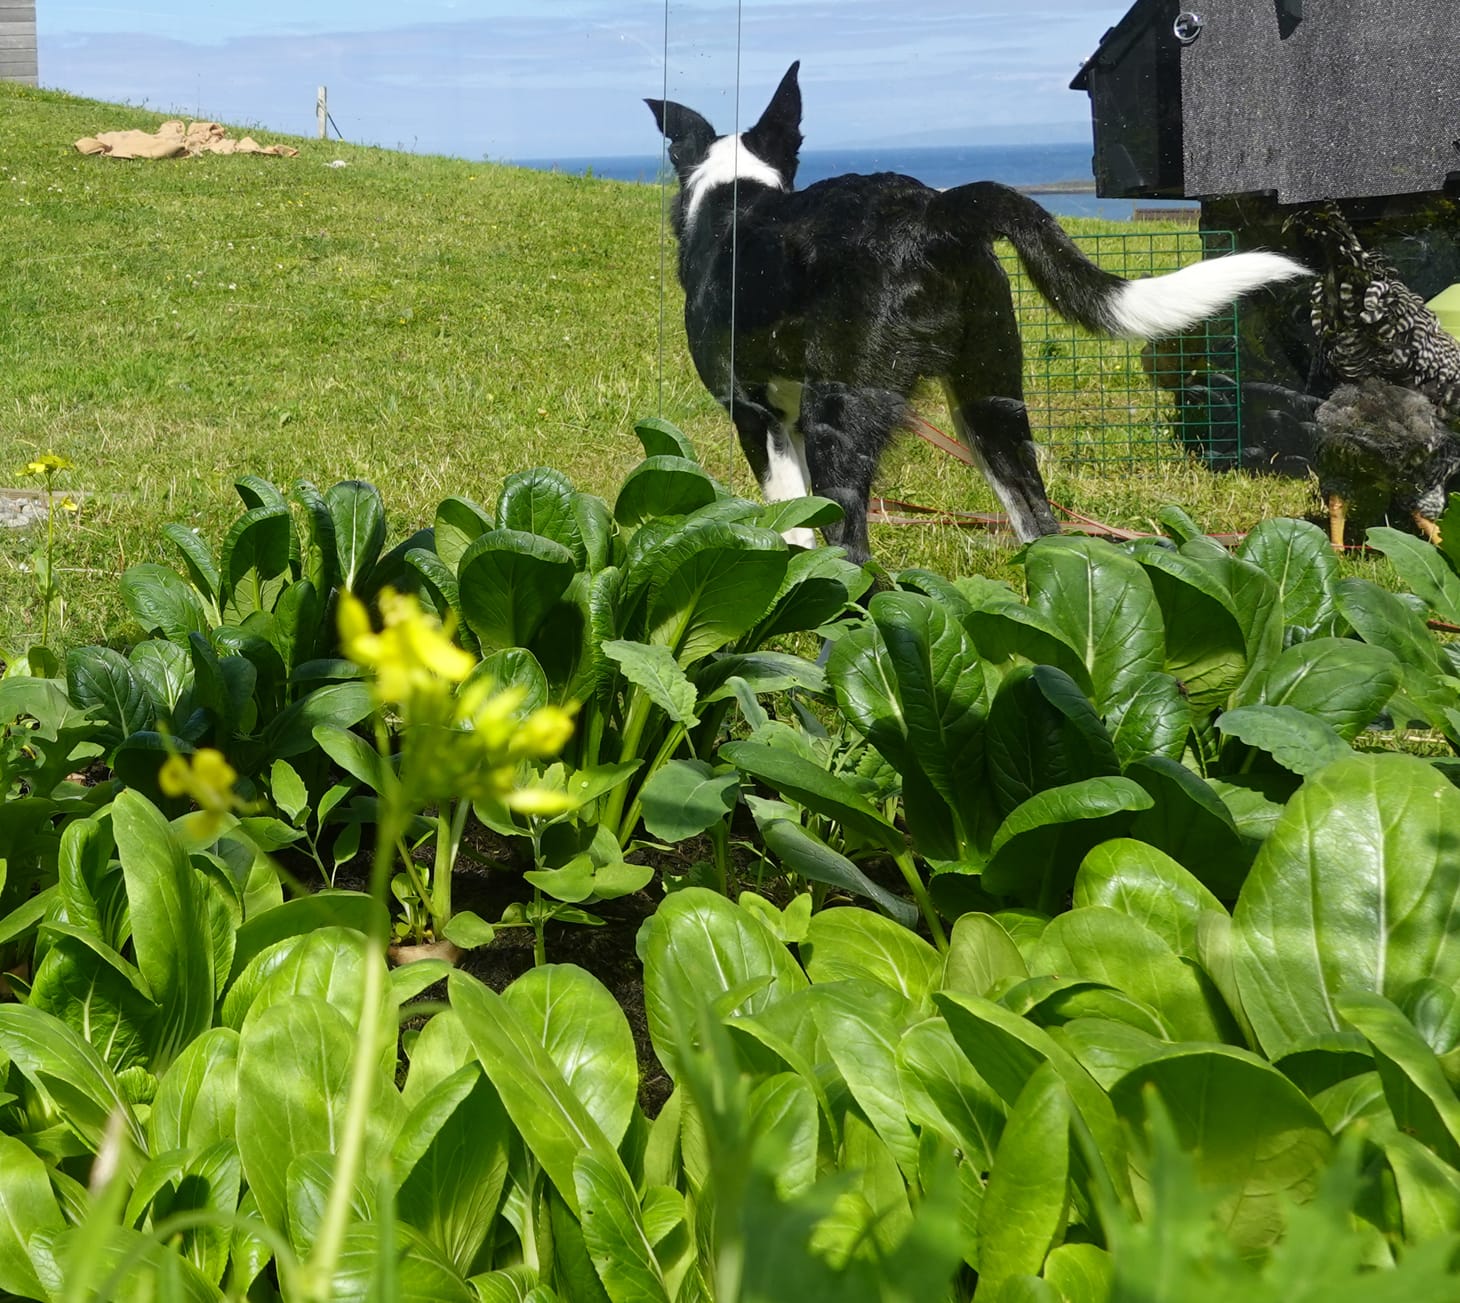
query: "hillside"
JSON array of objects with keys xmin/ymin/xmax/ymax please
[{"xmin": 0, "ymin": 84, "xmax": 1315, "ymax": 648}]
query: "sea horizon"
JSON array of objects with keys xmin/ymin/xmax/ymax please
[{"xmin": 508, "ymin": 141, "xmax": 1196, "ymax": 221}]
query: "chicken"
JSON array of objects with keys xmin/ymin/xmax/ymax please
[
  {"xmin": 1287, "ymin": 205, "xmax": 1460, "ymax": 421},
  {"xmin": 1312, "ymin": 378, "xmax": 1460, "ymax": 549}
]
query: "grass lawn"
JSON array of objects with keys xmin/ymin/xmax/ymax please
[{"xmin": 1, "ymin": 82, "xmax": 1328, "ymax": 652}]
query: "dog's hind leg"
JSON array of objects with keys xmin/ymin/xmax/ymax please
[{"xmin": 942, "ymin": 325, "xmax": 1060, "ymax": 542}]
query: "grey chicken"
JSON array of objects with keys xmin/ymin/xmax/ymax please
[{"xmin": 1313, "ymin": 379, "xmax": 1460, "ymax": 549}]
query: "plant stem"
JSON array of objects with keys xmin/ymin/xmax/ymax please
[
  {"xmin": 601, "ymin": 688, "xmax": 655, "ymax": 836},
  {"xmin": 429, "ymin": 798, "xmax": 471, "ymax": 933},
  {"xmin": 893, "ymin": 849, "xmax": 947, "ymax": 951},
  {"xmin": 304, "ymin": 796, "xmax": 395, "ymax": 1299},
  {"xmin": 615, "ymin": 720, "xmax": 688, "ymax": 846}
]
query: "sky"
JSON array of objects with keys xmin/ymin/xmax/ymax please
[{"xmin": 35, "ymin": 0, "xmax": 1137, "ymax": 161}]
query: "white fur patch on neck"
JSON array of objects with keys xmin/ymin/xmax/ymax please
[{"xmin": 683, "ymin": 133, "xmax": 786, "ymax": 228}]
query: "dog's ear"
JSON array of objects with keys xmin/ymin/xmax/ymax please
[
  {"xmin": 743, "ymin": 61, "xmax": 803, "ymax": 188},
  {"xmin": 645, "ymin": 98, "xmax": 718, "ymax": 180}
]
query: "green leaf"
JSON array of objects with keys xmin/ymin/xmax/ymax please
[
  {"xmin": 120, "ymin": 562, "xmax": 210, "ymax": 642},
  {"xmin": 0, "ymin": 1133, "xmax": 65, "ymax": 1301},
  {"xmin": 1030, "ymin": 906, "xmax": 1233, "ymax": 1042},
  {"xmin": 896, "ymin": 1016, "xmax": 1005, "ymax": 1171},
  {"xmin": 634, "ymin": 417, "xmax": 697, "ymax": 460},
  {"xmin": 162, "ymin": 522, "xmax": 221, "ymax": 612},
  {"xmin": 433, "ymin": 496, "xmax": 493, "ymax": 574},
  {"xmin": 614, "ymin": 455, "xmax": 717, "ymax": 526},
  {"xmin": 644, "ymin": 524, "xmax": 789, "ymax": 663},
  {"xmin": 326, "ymin": 480, "xmax": 388, "ymax": 593},
  {"xmin": 944, "ymin": 913, "xmax": 1029, "ymax": 998},
  {"xmin": 497, "ymin": 467, "xmax": 585, "ymax": 563},
  {"xmin": 228, "ymin": 890, "xmax": 385, "ymax": 983},
  {"xmin": 934, "ymin": 990, "xmax": 1131, "ymax": 1205},
  {"xmin": 448, "ymin": 970, "xmax": 620, "ymax": 1219},
  {"xmin": 637, "ymin": 888, "xmax": 808, "ymax": 1080},
  {"xmin": 1023, "ymin": 535, "xmax": 1165, "ymax": 715},
  {"xmin": 753, "ymin": 817, "xmax": 918, "ymax": 927},
  {"xmin": 718, "ymin": 740, "xmax": 904, "ymax": 853},
  {"xmin": 1233, "ymin": 752, "xmax": 1460, "ymax": 1058},
  {"xmin": 0, "ymin": 1004, "xmax": 147, "ymax": 1153},
  {"xmin": 866, "ymin": 589, "xmax": 992, "ymax": 838},
  {"xmin": 1235, "ymin": 637, "xmax": 1400, "ymax": 741},
  {"xmin": 1334, "ymin": 577, "xmax": 1454, "ymax": 725},
  {"xmin": 394, "ymin": 1066, "xmax": 510, "ymax": 1276},
  {"xmin": 236, "ymin": 994, "xmax": 395, "ymax": 1233},
  {"xmin": 150, "ymin": 1026, "xmax": 240, "ymax": 1153},
  {"xmin": 26, "ymin": 932, "xmax": 154, "ymax": 1072},
  {"xmin": 1105, "ymin": 670, "xmax": 1190, "ymax": 766},
  {"xmin": 65, "ymin": 645, "xmax": 151, "ymax": 751},
  {"xmin": 601, "ymin": 640, "xmax": 699, "ymax": 727},
  {"xmin": 1367, "ymin": 525, "xmax": 1460, "ymax": 625},
  {"xmin": 1236, "ymin": 516, "xmax": 1338, "ymax": 631},
  {"xmin": 113, "ymin": 789, "xmax": 216, "ymax": 1067},
  {"xmin": 976, "ymin": 1060, "xmax": 1069, "ymax": 1288},
  {"xmin": 1215, "ymin": 704, "xmax": 1350, "ymax": 775},
  {"xmin": 1122, "ymin": 753, "xmax": 1248, "ymax": 898},
  {"xmin": 639, "ymin": 759, "xmax": 737, "ymax": 842},
  {"xmin": 1108, "ymin": 1044, "xmax": 1332, "ymax": 1256},
  {"xmin": 810, "ymin": 979, "xmax": 922, "ymax": 1177},
  {"xmin": 219, "ymin": 503, "xmax": 292, "ymax": 621},
  {"xmin": 458, "ymin": 529, "xmax": 577, "ymax": 652},
  {"xmin": 502, "ymin": 964, "xmax": 637, "ymax": 1148},
  {"xmin": 573, "ymin": 1150, "xmax": 670, "ymax": 1303},
  {"xmin": 1134, "ymin": 544, "xmax": 1250, "ymax": 712},
  {"xmin": 801, "ymin": 907, "xmax": 941, "ymax": 1003},
  {"xmin": 1336, "ymin": 990, "xmax": 1460, "ymax": 1167},
  {"xmin": 985, "ymin": 665, "xmax": 1121, "ymax": 817},
  {"xmin": 1074, "ymin": 839, "xmax": 1224, "ymax": 959},
  {"xmin": 982, "ymin": 776, "xmax": 1154, "ymax": 907}
]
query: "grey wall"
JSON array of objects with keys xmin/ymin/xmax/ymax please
[
  {"xmin": 0, "ymin": 0, "xmax": 36, "ymax": 86},
  {"xmin": 1180, "ymin": 0, "xmax": 1460, "ymax": 203}
]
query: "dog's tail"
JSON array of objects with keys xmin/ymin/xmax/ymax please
[{"xmin": 946, "ymin": 182, "xmax": 1309, "ymax": 339}]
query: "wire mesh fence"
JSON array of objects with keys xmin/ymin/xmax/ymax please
[{"xmin": 998, "ymin": 228, "xmax": 1242, "ymax": 470}]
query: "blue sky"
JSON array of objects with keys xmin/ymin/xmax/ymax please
[{"xmin": 37, "ymin": 0, "xmax": 1135, "ymax": 160}]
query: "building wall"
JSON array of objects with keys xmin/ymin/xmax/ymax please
[
  {"xmin": 1181, "ymin": 0, "xmax": 1459, "ymax": 203},
  {"xmin": 0, "ymin": 0, "xmax": 36, "ymax": 86}
]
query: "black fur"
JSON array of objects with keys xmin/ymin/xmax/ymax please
[{"xmin": 647, "ymin": 62, "xmax": 1297, "ymax": 561}]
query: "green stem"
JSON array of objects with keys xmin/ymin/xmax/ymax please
[
  {"xmin": 429, "ymin": 799, "xmax": 471, "ymax": 933},
  {"xmin": 893, "ymin": 849, "xmax": 947, "ymax": 951},
  {"xmin": 615, "ymin": 720, "xmax": 688, "ymax": 846},
  {"xmin": 601, "ymin": 688, "xmax": 655, "ymax": 835},
  {"xmin": 304, "ymin": 794, "xmax": 395, "ymax": 1300}
]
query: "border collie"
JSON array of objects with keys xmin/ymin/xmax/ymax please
[{"xmin": 647, "ymin": 62, "xmax": 1308, "ymax": 561}]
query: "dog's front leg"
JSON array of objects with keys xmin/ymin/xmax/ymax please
[
  {"xmin": 732, "ymin": 395, "xmax": 820, "ymax": 549},
  {"xmin": 799, "ymin": 385, "xmax": 896, "ymax": 566}
]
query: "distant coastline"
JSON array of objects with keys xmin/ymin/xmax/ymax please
[{"xmin": 510, "ymin": 142, "xmax": 1193, "ymax": 221}]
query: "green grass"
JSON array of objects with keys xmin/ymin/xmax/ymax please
[{"xmin": 0, "ymin": 83, "xmax": 1323, "ymax": 651}]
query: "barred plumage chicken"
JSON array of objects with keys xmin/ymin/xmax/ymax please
[
  {"xmin": 1286, "ymin": 206, "xmax": 1460, "ymax": 546},
  {"xmin": 1288, "ymin": 205, "xmax": 1460, "ymax": 420}
]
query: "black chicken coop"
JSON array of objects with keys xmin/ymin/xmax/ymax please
[{"xmin": 1071, "ymin": 0, "xmax": 1460, "ymax": 476}]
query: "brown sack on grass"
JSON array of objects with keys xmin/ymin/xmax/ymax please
[{"xmin": 75, "ymin": 120, "xmax": 300, "ymax": 159}]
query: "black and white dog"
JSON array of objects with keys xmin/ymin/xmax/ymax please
[{"xmin": 648, "ymin": 62, "xmax": 1308, "ymax": 561}]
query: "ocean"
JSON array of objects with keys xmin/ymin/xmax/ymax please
[{"xmin": 510, "ymin": 141, "xmax": 1196, "ymax": 221}]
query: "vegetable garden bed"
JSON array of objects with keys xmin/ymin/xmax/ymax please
[{"xmin": 6, "ymin": 418, "xmax": 1460, "ymax": 1301}]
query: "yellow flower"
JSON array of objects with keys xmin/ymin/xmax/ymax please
[
  {"xmin": 511, "ymin": 704, "xmax": 577, "ymax": 759},
  {"xmin": 158, "ymin": 747, "xmax": 242, "ymax": 834},
  {"xmin": 22, "ymin": 452, "xmax": 75, "ymax": 478},
  {"xmin": 505, "ymin": 786, "xmax": 577, "ymax": 816},
  {"xmin": 339, "ymin": 588, "xmax": 474, "ymax": 705}
]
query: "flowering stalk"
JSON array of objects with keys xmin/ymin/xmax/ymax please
[{"xmin": 19, "ymin": 451, "xmax": 76, "ymax": 647}]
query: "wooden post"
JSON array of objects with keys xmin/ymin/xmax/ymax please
[{"xmin": 317, "ymin": 86, "xmax": 327, "ymax": 140}]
